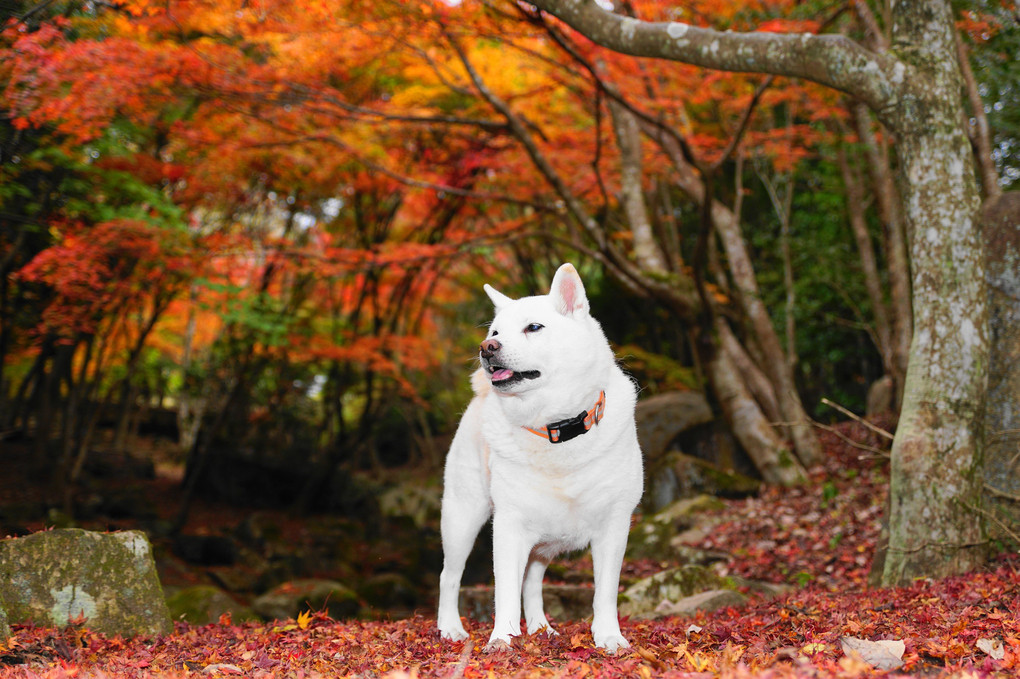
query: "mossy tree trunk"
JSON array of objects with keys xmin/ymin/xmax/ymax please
[{"xmin": 880, "ymin": 1, "xmax": 987, "ymax": 584}]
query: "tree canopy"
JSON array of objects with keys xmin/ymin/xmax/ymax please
[{"xmin": 1, "ymin": 0, "xmax": 1016, "ymax": 581}]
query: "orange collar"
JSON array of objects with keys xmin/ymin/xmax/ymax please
[{"xmin": 523, "ymin": 390, "xmax": 606, "ymax": 444}]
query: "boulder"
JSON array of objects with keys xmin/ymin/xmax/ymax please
[
  {"xmin": 626, "ymin": 495, "xmax": 725, "ymax": 562},
  {"xmin": 357, "ymin": 573, "xmax": 418, "ymax": 616},
  {"xmin": 165, "ymin": 586, "xmax": 257, "ymax": 625},
  {"xmin": 678, "ymin": 452, "xmax": 761, "ymax": 498},
  {"xmin": 651, "ymin": 589, "xmax": 747, "ymax": 618},
  {"xmin": 865, "ymin": 375, "xmax": 895, "ymax": 418},
  {"xmin": 636, "ymin": 391, "xmax": 714, "ymax": 462},
  {"xmin": 1, "ymin": 604, "xmax": 9, "ymax": 641},
  {"xmin": 638, "ymin": 391, "xmax": 762, "ymax": 511},
  {"xmin": 0, "ymin": 529, "xmax": 171, "ymax": 637},
  {"xmin": 458, "ymin": 583, "xmax": 595, "ymax": 624},
  {"xmin": 457, "ymin": 584, "xmax": 493, "ymax": 623},
  {"xmin": 252, "ymin": 579, "xmax": 360, "ymax": 621},
  {"xmin": 618, "ymin": 565, "xmax": 733, "ymax": 619},
  {"xmin": 541, "ymin": 584, "xmax": 595, "ymax": 622}
]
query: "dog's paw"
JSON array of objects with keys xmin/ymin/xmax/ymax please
[
  {"xmin": 527, "ymin": 622, "xmax": 559, "ymax": 636},
  {"xmin": 483, "ymin": 636, "xmax": 513, "ymax": 653},
  {"xmin": 594, "ymin": 634, "xmax": 630, "ymax": 654},
  {"xmin": 438, "ymin": 624, "xmax": 469, "ymax": 642}
]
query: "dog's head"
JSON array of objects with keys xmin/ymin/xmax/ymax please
[{"xmin": 479, "ymin": 263, "xmax": 612, "ymax": 395}]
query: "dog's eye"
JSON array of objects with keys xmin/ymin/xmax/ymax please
[
  {"xmin": 490, "ymin": 329, "xmax": 499, "ymax": 337},
  {"xmin": 524, "ymin": 323, "xmax": 544, "ymax": 334}
]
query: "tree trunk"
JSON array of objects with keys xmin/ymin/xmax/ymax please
[
  {"xmin": 707, "ymin": 328, "xmax": 806, "ymax": 486},
  {"xmin": 881, "ymin": 2, "xmax": 988, "ymax": 585},
  {"xmin": 651, "ymin": 127, "xmax": 822, "ymax": 467},
  {"xmin": 607, "ymin": 99, "xmax": 668, "ymax": 272},
  {"xmin": 177, "ymin": 285, "xmax": 206, "ymax": 452},
  {"xmin": 717, "ymin": 319, "xmax": 781, "ymax": 425},
  {"xmin": 711, "ymin": 197, "xmax": 821, "ymax": 467},
  {"xmin": 852, "ymin": 103, "xmax": 912, "ymax": 408}
]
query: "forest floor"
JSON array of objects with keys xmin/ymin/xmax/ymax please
[{"xmin": 2, "ymin": 419, "xmax": 1019, "ymax": 678}]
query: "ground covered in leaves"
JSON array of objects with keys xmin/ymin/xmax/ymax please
[{"xmin": 2, "ymin": 420, "xmax": 1018, "ymax": 678}]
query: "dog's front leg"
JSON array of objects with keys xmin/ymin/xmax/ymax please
[
  {"xmin": 486, "ymin": 511, "xmax": 532, "ymax": 652},
  {"xmin": 589, "ymin": 512, "xmax": 631, "ymax": 652}
]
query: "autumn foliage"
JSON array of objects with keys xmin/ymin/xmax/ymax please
[{"xmin": 7, "ymin": 0, "xmax": 997, "ymax": 476}]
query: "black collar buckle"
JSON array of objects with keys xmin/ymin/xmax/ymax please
[{"xmin": 546, "ymin": 411, "xmax": 594, "ymax": 444}]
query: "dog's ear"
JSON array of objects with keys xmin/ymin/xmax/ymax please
[
  {"xmin": 549, "ymin": 263, "xmax": 589, "ymax": 318},
  {"xmin": 484, "ymin": 284, "xmax": 513, "ymax": 310}
]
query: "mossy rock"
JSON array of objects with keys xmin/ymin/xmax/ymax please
[
  {"xmin": 0, "ymin": 529, "xmax": 171, "ymax": 637},
  {"xmin": 627, "ymin": 495, "xmax": 725, "ymax": 561},
  {"xmin": 456, "ymin": 584, "xmax": 595, "ymax": 624},
  {"xmin": 165, "ymin": 586, "xmax": 257, "ymax": 625},
  {"xmin": 541, "ymin": 584, "xmax": 595, "ymax": 623},
  {"xmin": 0, "ymin": 604, "xmax": 9, "ymax": 641},
  {"xmin": 652, "ymin": 589, "xmax": 748, "ymax": 619},
  {"xmin": 357, "ymin": 573, "xmax": 418, "ymax": 614},
  {"xmin": 618, "ymin": 565, "xmax": 733, "ymax": 619},
  {"xmin": 252, "ymin": 579, "xmax": 360, "ymax": 621},
  {"xmin": 649, "ymin": 452, "xmax": 761, "ymax": 509},
  {"xmin": 635, "ymin": 391, "xmax": 713, "ymax": 465}
]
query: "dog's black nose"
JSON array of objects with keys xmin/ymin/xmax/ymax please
[{"xmin": 480, "ymin": 338, "xmax": 501, "ymax": 358}]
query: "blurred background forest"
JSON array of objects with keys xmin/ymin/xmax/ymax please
[{"xmin": 1, "ymin": 0, "xmax": 1018, "ymax": 622}]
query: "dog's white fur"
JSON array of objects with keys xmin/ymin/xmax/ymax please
[{"xmin": 436, "ymin": 263, "xmax": 643, "ymax": 652}]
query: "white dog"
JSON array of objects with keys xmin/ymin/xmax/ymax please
[{"xmin": 436, "ymin": 263, "xmax": 643, "ymax": 652}]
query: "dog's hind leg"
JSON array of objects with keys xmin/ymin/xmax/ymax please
[
  {"xmin": 523, "ymin": 554, "xmax": 556, "ymax": 635},
  {"xmin": 438, "ymin": 482, "xmax": 490, "ymax": 641}
]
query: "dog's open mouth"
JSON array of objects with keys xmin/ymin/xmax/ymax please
[{"xmin": 488, "ymin": 365, "xmax": 541, "ymax": 386}]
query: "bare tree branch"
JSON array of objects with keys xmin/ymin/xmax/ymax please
[
  {"xmin": 443, "ymin": 25, "xmax": 698, "ymax": 314},
  {"xmin": 527, "ymin": 0, "xmax": 904, "ymax": 120},
  {"xmin": 954, "ymin": 31, "xmax": 1002, "ymax": 200}
]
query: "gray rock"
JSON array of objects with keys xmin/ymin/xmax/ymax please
[
  {"xmin": 618, "ymin": 565, "xmax": 732, "ymax": 619},
  {"xmin": 165, "ymin": 586, "xmax": 257, "ymax": 625},
  {"xmin": 357, "ymin": 573, "xmax": 418, "ymax": 614},
  {"xmin": 649, "ymin": 453, "xmax": 760, "ymax": 513},
  {"xmin": 541, "ymin": 584, "xmax": 595, "ymax": 622},
  {"xmin": 252, "ymin": 579, "xmax": 360, "ymax": 621},
  {"xmin": 626, "ymin": 495, "xmax": 725, "ymax": 561},
  {"xmin": 1, "ymin": 603, "xmax": 9, "ymax": 641},
  {"xmin": 651, "ymin": 589, "xmax": 747, "ymax": 618},
  {"xmin": 729, "ymin": 576, "xmax": 791, "ymax": 600},
  {"xmin": 0, "ymin": 529, "xmax": 171, "ymax": 637},
  {"xmin": 865, "ymin": 375, "xmax": 895, "ymax": 418},
  {"xmin": 636, "ymin": 391, "xmax": 714, "ymax": 462},
  {"xmin": 457, "ymin": 584, "xmax": 493, "ymax": 623},
  {"xmin": 457, "ymin": 583, "xmax": 596, "ymax": 624}
]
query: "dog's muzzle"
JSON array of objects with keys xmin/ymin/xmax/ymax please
[{"xmin": 479, "ymin": 338, "xmax": 540, "ymax": 386}]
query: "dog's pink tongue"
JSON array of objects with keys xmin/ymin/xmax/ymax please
[{"xmin": 491, "ymin": 368, "xmax": 514, "ymax": 382}]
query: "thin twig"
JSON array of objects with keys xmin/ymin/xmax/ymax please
[
  {"xmin": 820, "ymin": 397, "xmax": 894, "ymax": 440},
  {"xmin": 985, "ymin": 483, "xmax": 1020, "ymax": 503},
  {"xmin": 966, "ymin": 501, "xmax": 1020, "ymax": 548},
  {"xmin": 811, "ymin": 421, "xmax": 889, "ymax": 458}
]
